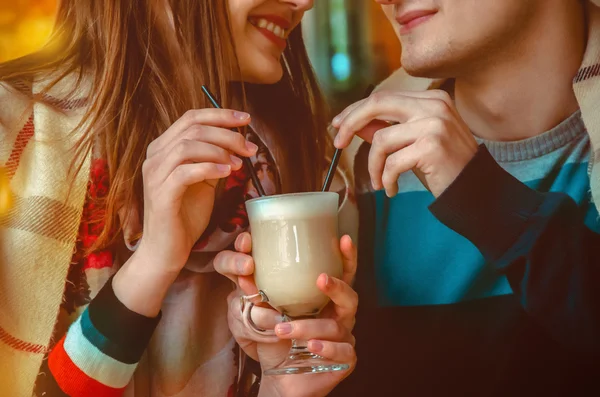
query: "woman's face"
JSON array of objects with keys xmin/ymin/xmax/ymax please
[{"xmin": 228, "ymin": 0, "xmax": 314, "ymax": 84}]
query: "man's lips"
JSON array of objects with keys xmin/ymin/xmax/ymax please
[{"xmin": 395, "ymin": 10, "xmax": 437, "ymax": 34}]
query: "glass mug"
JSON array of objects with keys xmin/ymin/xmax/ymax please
[{"xmin": 241, "ymin": 192, "xmax": 350, "ymax": 375}]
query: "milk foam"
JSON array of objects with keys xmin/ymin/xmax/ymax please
[{"xmin": 246, "ymin": 192, "xmax": 339, "ymax": 221}]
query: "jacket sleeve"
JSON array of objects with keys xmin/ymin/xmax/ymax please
[
  {"xmin": 35, "ymin": 277, "xmax": 161, "ymax": 396},
  {"xmin": 429, "ymin": 145, "xmax": 600, "ymax": 353}
]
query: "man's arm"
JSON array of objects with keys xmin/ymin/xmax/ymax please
[{"xmin": 430, "ymin": 145, "xmax": 600, "ymax": 352}]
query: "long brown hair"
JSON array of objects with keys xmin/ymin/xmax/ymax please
[{"xmin": 0, "ymin": 0, "xmax": 329, "ymax": 251}]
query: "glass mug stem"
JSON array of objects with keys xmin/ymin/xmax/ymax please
[{"xmin": 241, "ymin": 291, "xmax": 350, "ymax": 376}]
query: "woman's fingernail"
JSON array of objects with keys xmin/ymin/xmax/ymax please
[
  {"xmin": 234, "ymin": 111, "xmax": 250, "ymax": 120},
  {"xmin": 246, "ymin": 141, "xmax": 258, "ymax": 152},
  {"xmin": 276, "ymin": 323, "xmax": 293, "ymax": 335},
  {"xmin": 334, "ymin": 135, "xmax": 340, "ymax": 146},
  {"xmin": 333, "ymin": 115, "xmax": 341, "ymax": 125},
  {"xmin": 324, "ymin": 274, "xmax": 331, "ymax": 288},
  {"xmin": 230, "ymin": 155, "xmax": 242, "ymax": 167},
  {"xmin": 217, "ymin": 164, "xmax": 231, "ymax": 173},
  {"xmin": 309, "ymin": 340, "xmax": 323, "ymax": 352}
]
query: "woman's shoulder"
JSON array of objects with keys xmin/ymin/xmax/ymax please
[{"xmin": 0, "ymin": 80, "xmax": 34, "ymax": 135}]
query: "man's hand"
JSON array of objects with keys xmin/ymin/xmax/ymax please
[{"xmin": 332, "ymin": 89, "xmax": 478, "ymax": 198}]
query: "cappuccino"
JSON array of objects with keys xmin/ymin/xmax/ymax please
[{"xmin": 246, "ymin": 192, "xmax": 342, "ymax": 318}]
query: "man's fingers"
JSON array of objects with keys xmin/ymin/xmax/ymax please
[
  {"xmin": 354, "ymin": 119, "xmax": 393, "ymax": 145},
  {"xmin": 331, "ymin": 98, "xmax": 366, "ymax": 129},
  {"xmin": 332, "ymin": 89, "xmax": 452, "ymax": 128},
  {"xmin": 381, "ymin": 144, "xmax": 421, "ymax": 197},
  {"xmin": 368, "ymin": 118, "xmax": 441, "ymax": 190},
  {"xmin": 394, "ymin": 89, "xmax": 459, "ymax": 118},
  {"xmin": 334, "ymin": 92, "xmax": 423, "ymax": 148},
  {"xmin": 333, "ymin": 91, "xmax": 456, "ymax": 149}
]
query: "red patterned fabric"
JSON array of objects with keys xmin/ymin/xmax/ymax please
[
  {"xmin": 0, "ymin": 325, "xmax": 47, "ymax": 355},
  {"xmin": 61, "ymin": 158, "xmax": 113, "ymax": 315},
  {"xmin": 4, "ymin": 115, "xmax": 34, "ymax": 180}
]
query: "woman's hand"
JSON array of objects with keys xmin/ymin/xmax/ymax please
[
  {"xmin": 214, "ymin": 232, "xmax": 358, "ymax": 397},
  {"xmin": 113, "ymin": 109, "xmax": 258, "ymax": 317}
]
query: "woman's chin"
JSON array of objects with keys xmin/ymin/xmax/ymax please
[{"xmin": 240, "ymin": 66, "xmax": 284, "ymax": 85}]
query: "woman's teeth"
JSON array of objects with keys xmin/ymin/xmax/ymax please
[{"xmin": 254, "ymin": 18, "xmax": 286, "ymax": 39}]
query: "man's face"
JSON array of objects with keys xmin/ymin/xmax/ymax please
[{"xmin": 378, "ymin": 0, "xmax": 540, "ymax": 78}]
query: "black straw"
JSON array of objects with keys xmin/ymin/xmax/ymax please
[
  {"xmin": 322, "ymin": 149, "xmax": 342, "ymax": 192},
  {"xmin": 322, "ymin": 84, "xmax": 376, "ymax": 192},
  {"xmin": 201, "ymin": 85, "xmax": 266, "ymax": 197}
]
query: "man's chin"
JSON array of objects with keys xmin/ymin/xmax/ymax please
[{"xmin": 401, "ymin": 59, "xmax": 453, "ymax": 80}]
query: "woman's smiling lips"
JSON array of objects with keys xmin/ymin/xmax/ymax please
[{"xmin": 249, "ymin": 15, "xmax": 292, "ymax": 50}]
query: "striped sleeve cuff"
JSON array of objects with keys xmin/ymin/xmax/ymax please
[
  {"xmin": 46, "ymin": 277, "xmax": 161, "ymax": 396},
  {"xmin": 87, "ymin": 276, "xmax": 162, "ymax": 363}
]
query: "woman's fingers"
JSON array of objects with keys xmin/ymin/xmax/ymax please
[
  {"xmin": 228, "ymin": 290, "xmax": 282, "ymax": 346},
  {"xmin": 234, "ymin": 232, "xmax": 252, "ymax": 253},
  {"xmin": 317, "ymin": 274, "xmax": 358, "ymax": 330},
  {"xmin": 163, "ymin": 162, "xmax": 231, "ymax": 197},
  {"xmin": 226, "ymin": 292, "xmax": 262, "ymax": 361},
  {"xmin": 155, "ymin": 125, "xmax": 259, "ymax": 164},
  {"xmin": 232, "ymin": 293, "xmax": 283, "ymax": 331},
  {"xmin": 274, "ymin": 318, "xmax": 355, "ymax": 346},
  {"xmin": 238, "ymin": 275, "xmax": 259, "ymax": 296},
  {"xmin": 307, "ymin": 340, "xmax": 356, "ymax": 366},
  {"xmin": 150, "ymin": 140, "xmax": 237, "ymax": 184},
  {"xmin": 339, "ymin": 235, "xmax": 357, "ymax": 286},
  {"xmin": 213, "ymin": 247, "xmax": 258, "ymax": 296},
  {"xmin": 146, "ymin": 109, "xmax": 252, "ymax": 157},
  {"xmin": 214, "ymin": 250, "xmax": 255, "ymax": 282}
]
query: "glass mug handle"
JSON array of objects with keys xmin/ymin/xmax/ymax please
[{"xmin": 240, "ymin": 290, "xmax": 280, "ymax": 341}]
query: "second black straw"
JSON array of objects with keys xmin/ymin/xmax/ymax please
[{"xmin": 322, "ymin": 84, "xmax": 376, "ymax": 192}]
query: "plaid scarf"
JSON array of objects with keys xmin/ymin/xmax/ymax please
[{"xmin": 0, "ymin": 74, "xmax": 91, "ymax": 395}]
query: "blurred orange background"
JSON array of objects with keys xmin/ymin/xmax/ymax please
[{"xmin": 0, "ymin": 0, "xmax": 56, "ymax": 62}]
